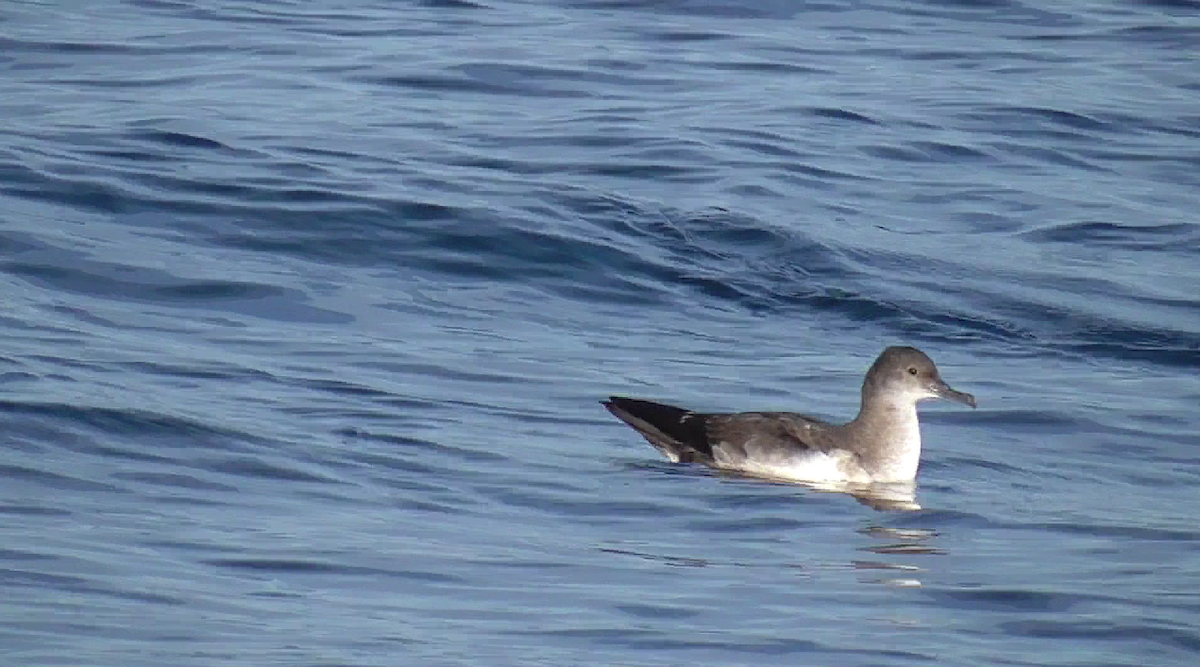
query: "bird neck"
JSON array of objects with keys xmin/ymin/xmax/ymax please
[{"xmin": 849, "ymin": 396, "xmax": 923, "ymax": 482}]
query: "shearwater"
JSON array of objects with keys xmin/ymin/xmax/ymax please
[{"xmin": 603, "ymin": 346, "xmax": 975, "ymax": 486}]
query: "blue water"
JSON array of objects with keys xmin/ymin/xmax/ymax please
[{"xmin": 2, "ymin": 1, "xmax": 1199, "ymax": 665}]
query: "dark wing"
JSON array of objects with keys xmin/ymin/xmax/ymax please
[
  {"xmin": 603, "ymin": 398, "xmax": 833, "ymax": 465},
  {"xmin": 703, "ymin": 411, "xmax": 834, "ymax": 463},
  {"xmin": 602, "ymin": 397, "xmax": 713, "ymax": 463}
]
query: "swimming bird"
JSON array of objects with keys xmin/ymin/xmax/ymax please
[{"xmin": 602, "ymin": 346, "xmax": 975, "ymax": 485}]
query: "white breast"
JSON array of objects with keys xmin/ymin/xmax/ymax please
[{"xmin": 865, "ymin": 409, "xmax": 923, "ymax": 482}]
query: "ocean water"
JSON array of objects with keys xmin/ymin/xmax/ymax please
[{"xmin": 2, "ymin": 0, "xmax": 1199, "ymax": 665}]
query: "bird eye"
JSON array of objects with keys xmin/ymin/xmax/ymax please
[{"xmin": 907, "ymin": 367, "xmax": 918, "ymax": 375}]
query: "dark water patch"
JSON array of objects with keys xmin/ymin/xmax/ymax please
[
  {"xmin": 965, "ymin": 409, "xmax": 1084, "ymax": 431},
  {"xmin": 774, "ymin": 288, "xmax": 910, "ymax": 324},
  {"xmin": 40, "ymin": 303, "xmax": 127, "ymax": 330},
  {"xmin": 381, "ymin": 197, "xmax": 462, "ymax": 222},
  {"xmin": 888, "ymin": 509, "xmax": 994, "ymax": 530},
  {"xmin": 294, "ymin": 378, "xmax": 395, "ymax": 400},
  {"xmin": 562, "ymin": 0, "xmax": 776, "ymax": 19},
  {"xmin": 908, "ymin": 140, "xmax": 994, "ymax": 161},
  {"xmin": 0, "ymin": 242, "xmax": 350, "ymax": 324},
  {"xmin": 1138, "ymin": 0, "xmax": 1200, "ymax": 9},
  {"xmin": 1, "ymin": 567, "xmax": 184, "ymax": 606},
  {"xmin": 578, "ymin": 160, "xmax": 712, "ymax": 181},
  {"xmin": 129, "ymin": 129, "xmax": 230, "ymax": 152},
  {"xmin": 372, "ymin": 477, "xmax": 471, "ymax": 515},
  {"xmin": 684, "ymin": 209, "xmax": 792, "ymax": 248},
  {"xmin": 999, "ymin": 618, "xmax": 1200, "ymax": 653},
  {"xmin": 1111, "ymin": 24, "xmax": 1200, "ymax": 49},
  {"xmin": 458, "ymin": 61, "xmax": 679, "ymax": 91},
  {"xmin": 708, "ymin": 126, "xmax": 842, "ymax": 169},
  {"xmin": 0, "ymin": 548, "xmax": 61, "ymax": 562},
  {"xmin": 0, "ymin": 400, "xmax": 260, "ymax": 450},
  {"xmin": 1022, "ymin": 220, "xmax": 1200, "ymax": 252},
  {"xmin": 87, "ymin": 443, "xmax": 179, "ymax": 466},
  {"xmin": 959, "ymin": 106, "xmax": 1116, "ymax": 142},
  {"xmin": 1057, "ymin": 341, "xmax": 1200, "ymax": 371},
  {"xmin": 0, "ymin": 463, "xmax": 121, "ymax": 493},
  {"xmin": 366, "ymin": 360, "xmax": 536, "ymax": 386},
  {"xmin": 705, "ymin": 59, "xmax": 830, "ymax": 75},
  {"xmin": 202, "ymin": 558, "xmax": 465, "ymax": 583},
  {"xmin": 1, "ymin": 568, "xmax": 93, "ymax": 591},
  {"xmin": 862, "ymin": 543, "xmax": 944, "ymax": 555},
  {"xmin": 861, "ymin": 144, "xmax": 943, "ymax": 163},
  {"xmin": 136, "ymin": 538, "xmax": 245, "ymax": 557},
  {"xmin": 2, "ymin": 170, "xmax": 128, "ymax": 214},
  {"xmin": 0, "ymin": 36, "xmax": 155, "ymax": 57},
  {"xmin": 916, "ymin": 0, "xmax": 1017, "ymax": 8},
  {"xmin": 516, "ymin": 623, "xmax": 932, "ymax": 659},
  {"xmin": 991, "ymin": 142, "xmax": 1110, "ymax": 171},
  {"xmin": 638, "ymin": 28, "xmax": 732, "ymax": 43},
  {"xmin": 360, "ymin": 206, "xmax": 647, "ymax": 289},
  {"xmin": 0, "ymin": 504, "xmax": 72, "ymax": 517},
  {"xmin": 891, "ymin": 4, "xmax": 1079, "ymax": 29},
  {"xmin": 360, "ymin": 71, "xmax": 587, "ymax": 99},
  {"xmin": 1013, "ymin": 522, "xmax": 1200, "ymax": 543},
  {"xmin": 0, "ymin": 229, "xmax": 43, "ymax": 254},
  {"xmin": 619, "ymin": 459, "xmax": 715, "ymax": 480},
  {"xmin": 703, "ymin": 490, "xmax": 814, "ymax": 512},
  {"xmin": 992, "ymin": 106, "xmax": 1111, "ymax": 132},
  {"xmin": 607, "ymin": 206, "xmax": 851, "ymax": 291},
  {"xmin": 684, "ymin": 516, "xmax": 810, "ymax": 533},
  {"xmin": 119, "ymin": 360, "xmax": 276, "ymax": 383},
  {"xmin": 440, "ymin": 152, "xmax": 561, "ymax": 177},
  {"xmin": 338, "ymin": 449, "xmax": 446, "ymax": 478},
  {"xmin": 201, "ymin": 558, "xmax": 344, "ymax": 574},
  {"xmin": 936, "ymin": 456, "xmax": 1031, "ymax": 476},
  {"xmin": 546, "ymin": 275, "xmax": 672, "ymax": 306},
  {"xmin": 807, "ymin": 106, "xmax": 879, "ymax": 125},
  {"xmin": 342, "ymin": 430, "xmax": 509, "ymax": 465},
  {"xmin": 608, "ymin": 635, "xmax": 824, "ymax": 655},
  {"xmin": 614, "ymin": 602, "xmax": 702, "ymax": 620},
  {"xmin": 927, "ymin": 587, "xmax": 1084, "ymax": 613},
  {"xmin": 676, "ymin": 273, "xmax": 756, "ymax": 303},
  {"xmin": 150, "ymin": 280, "xmax": 280, "ymax": 301},
  {"xmin": 123, "ymin": 171, "xmax": 361, "ymax": 209},
  {"xmin": 200, "ymin": 456, "xmax": 341, "ymax": 484},
  {"xmin": 149, "ymin": 495, "xmax": 238, "ymax": 508},
  {"xmin": 81, "ymin": 148, "xmax": 190, "ymax": 165},
  {"xmin": 393, "ymin": 498, "xmax": 469, "ymax": 515},
  {"xmin": 417, "ymin": 0, "xmax": 490, "ymax": 8},
  {"xmin": 0, "ymin": 371, "xmax": 38, "ymax": 385},
  {"xmin": 42, "ymin": 74, "xmax": 221, "ymax": 90},
  {"xmin": 297, "ymin": 397, "xmax": 441, "ymax": 421},
  {"xmin": 110, "ymin": 471, "xmax": 238, "ymax": 493}
]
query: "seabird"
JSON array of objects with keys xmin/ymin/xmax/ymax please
[{"xmin": 602, "ymin": 346, "xmax": 975, "ymax": 485}]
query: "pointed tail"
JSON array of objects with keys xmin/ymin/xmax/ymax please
[{"xmin": 601, "ymin": 397, "xmax": 713, "ymax": 463}]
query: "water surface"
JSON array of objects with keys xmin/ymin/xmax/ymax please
[{"xmin": 1, "ymin": 1, "xmax": 1198, "ymax": 665}]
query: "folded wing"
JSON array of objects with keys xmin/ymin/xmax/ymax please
[{"xmin": 602, "ymin": 397, "xmax": 834, "ymax": 467}]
